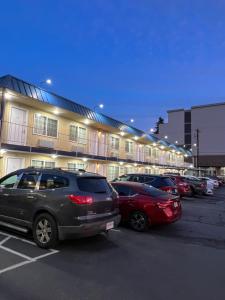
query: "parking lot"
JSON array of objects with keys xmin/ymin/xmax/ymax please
[{"xmin": 1, "ymin": 188, "xmax": 225, "ymax": 300}]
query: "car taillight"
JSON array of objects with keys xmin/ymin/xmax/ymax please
[
  {"xmin": 68, "ymin": 195, "xmax": 93, "ymax": 205},
  {"xmin": 157, "ymin": 202, "xmax": 168, "ymax": 208}
]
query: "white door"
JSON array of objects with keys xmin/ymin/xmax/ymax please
[
  {"xmin": 8, "ymin": 107, "xmax": 27, "ymax": 145},
  {"xmin": 6, "ymin": 157, "xmax": 25, "ymax": 174},
  {"xmin": 98, "ymin": 133, "xmax": 107, "ymax": 156},
  {"xmin": 89, "ymin": 130, "xmax": 98, "ymax": 155}
]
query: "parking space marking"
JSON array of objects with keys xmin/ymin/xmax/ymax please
[
  {"xmin": 0, "ymin": 231, "xmax": 59, "ymax": 275},
  {"xmin": 0, "ymin": 236, "xmax": 11, "ymax": 245}
]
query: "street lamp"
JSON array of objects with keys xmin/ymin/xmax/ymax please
[
  {"xmin": 40, "ymin": 78, "xmax": 52, "ymax": 86},
  {"xmin": 94, "ymin": 104, "xmax": 104, "ymax": 111},
  {"xmin": 164, "ymin": 135, "xmax": 168, "ymax": 139}
]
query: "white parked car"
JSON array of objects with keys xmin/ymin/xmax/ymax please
[{"xmin": 198, "ymin": 177, "xmax": 214, "ymax": 195}]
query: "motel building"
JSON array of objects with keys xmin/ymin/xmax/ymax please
[{"xmin": 0, "ymin": 75, "xmax": 192, "ymax": 180}]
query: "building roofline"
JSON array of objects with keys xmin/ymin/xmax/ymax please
[
  {"xmin": 191, "ymin": 101, "xmax": 225, "ymax": 109},
  {"xmin": 0, "ymin": 74, "xmax": 190, "ymax": 155},
  {"xmin": 167, "ymin": 108, "xmax": 185, "ymax": 113}
]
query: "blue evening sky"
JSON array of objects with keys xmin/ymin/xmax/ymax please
[{"xmin": 1, "ymin": 0, "xmax": 225, "ymax": 131}]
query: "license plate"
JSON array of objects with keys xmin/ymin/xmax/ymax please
[
  {"xmin": 173, "ymin": 202, "xmax": 178, "ymax": 208},
  {"xmin": 106, "ymin": 221, "xmax": 114, "ymax": 230}
]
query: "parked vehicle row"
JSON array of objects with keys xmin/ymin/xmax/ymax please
[{"xmin": 0, "ymin": 168, "xmax": 223, "ymax": 248}]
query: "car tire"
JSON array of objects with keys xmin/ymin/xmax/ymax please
[
  {"xmin": 129, "ymin": 211, "xmax": 149, "ymax": 232},
  {"xmin": 33, "ymin": 213, "xmax": 58, "ymax": 249},
  {"xmin": 190, "ymin": 187, "xmax": 195, "ymax": 197}
]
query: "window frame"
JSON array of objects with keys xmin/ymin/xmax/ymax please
[
  {"xmin": 125, "ymin": 141, "xmax": 134, "ymax": 153},
  {"xmin": 16, "ymin": 173, "xmax": 40, "ymax": 190},
  {"xmin": 33, "ymin": 113, "xmax": 58, "ymax": 138},
  {"xmin": 38, "ymin": 173, "xmax": 70, "ymax": 190},
  {"xmin": 31, "ymin": 160, "xmax": 56, "ymax": 169},
  {"xmin": 69, "ymin": 124, "xmax": 87, "ymax": 145},
  {"xmin": 0, "ymin": 173, "xmax": 22, "ymax": 189},
  {"xmin": 109, "ymin": 136, "xmax": 120, "ymax": 151}
]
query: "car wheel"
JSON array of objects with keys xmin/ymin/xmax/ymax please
[
  {"xmin": 190, "ymin": 187, "xmax": 195, "ymax": 197},
  {"xmin": 129, "ymin": 211, "xmax": 149, "ymax": 232},
  {"xmin": 33, "ymin": 213, "xmax": 58, "ymax": 249}
]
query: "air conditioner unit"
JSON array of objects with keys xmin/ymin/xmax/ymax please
[
  {"xmin": 126, "ymin": 153, "xmax": 134, "ymax": 160},
  {"xmin": 38, "ymin": 139, "xmax": 54, "ymax": 149},
  {"xmin": 109, "ymin": 151, "xmax": 119, "ymax": 158}
]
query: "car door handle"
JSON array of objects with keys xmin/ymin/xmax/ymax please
[
  {"xmin": 27, "ymin": 195, "xmax": 34, "ymax": 199},
  {"xmin": 3, "ymin": 193, "xmax": 9, "ymax": 197}
]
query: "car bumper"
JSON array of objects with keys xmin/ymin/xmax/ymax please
[
  {"xmin": 150, "ymin": 206, "xmax": 182, "ymax": 225},
  {"xmin": 58, "ymin": 214, "xmax": 121, "ymax": 240}
]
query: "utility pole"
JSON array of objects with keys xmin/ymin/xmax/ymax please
[{"xmin": 196, "ymin": 128, "xmax": 200, "ymax": 176}]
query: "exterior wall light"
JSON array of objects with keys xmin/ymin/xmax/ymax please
[
  {"xmin": 84, "ymin": 119, "xmax": 90, "ymax": 125},
  {"xmin": 82, "ymin": 158, "xmax": 88, "ymax": 162},
  {"xmin": 51, "ymin": 154, "xmax": 58, "ymax": 159},
  {"xmin": 4, "ymin": 92, "xmax": 12, "ymax": 100},
  {"xmin": 0, "ymin": 149, "xmax": 7, "ymax": 155}
]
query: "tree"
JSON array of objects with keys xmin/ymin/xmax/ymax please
[{"xmin": 154, "ymin": 117, "xmax": 164, "ymax": 134}]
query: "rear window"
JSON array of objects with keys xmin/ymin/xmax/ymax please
[
  {"xmin": 77, "ymin": 177, "xmax": 111, "ymax": 193},
  {"xmin": 161, "ymin": 177, "xmax": 175, "ymax": 186},
  {"xmin": 151, "ymin": 177, "xmax": 175, "ymax": 188},
  {"xmin": 114, "ymin": 175, "xmax": 131, "ymax": 182},
  {"xmin": 142, "ymin": 185, "xmax": 169, "ymax": 198}
]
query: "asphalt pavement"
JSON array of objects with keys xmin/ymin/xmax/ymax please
[{"xmin": 1, "ymin": 188, "xmax": 225, "ymax": 300}]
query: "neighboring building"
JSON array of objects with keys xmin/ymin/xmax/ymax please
[
  {"xmin": 0, "ymin": 75, "xmax": 192, "ymax": 180},
  {"xmin": 156, "ymin": 102, "xmax": 225, "ymax": 175}
]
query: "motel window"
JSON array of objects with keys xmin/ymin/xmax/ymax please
[
  {"xmin": 108, "ymin": 166, "xmax": 120, "ymax": 181},
  {"xmin": 68, "ymin": 162, "xmax": 86, "ymax": 171},
  {"xmin": 110, "ymin": 136, "xmax": 120, "ymax": 150},
  {"xmin": 125, "ymin": 141, "xmax": 134, "ymax": 153},
  {"xmin": 34, "ymin": 113, "xmax": 58, "ymax": 138},
  {"xmin": 69, "ymin": 125, "xmax": 87, "ymax": 144},
  {"xmin": 31, "ymin": 160, "xmax": 55, "ymax": 169},
  {"xmin": 145, "ymin": 146, "xmax": 152, "ymax": 157}
]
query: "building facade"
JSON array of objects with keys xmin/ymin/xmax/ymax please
[
  {"xmin": 0, "ymin": 75, "xmax": 192, "ymax": 180},
  {"xmin": 156, "ymin": 103, "xmax": 225, "ymax": 175}
]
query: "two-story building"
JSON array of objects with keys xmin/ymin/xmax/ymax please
[{"xmin": 0, "ymin": 75, "xmax": 192, "ymax": 180}]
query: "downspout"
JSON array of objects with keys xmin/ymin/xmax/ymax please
[{"xmin": 0, "ymin": 87, "xmax": 6, "ymax": 149}]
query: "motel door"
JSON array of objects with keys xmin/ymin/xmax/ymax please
[
  {"xmin": 98, "ymin": 133, "xmax": 107, "ymax": 157},
  {"xmin": 8, "ymin": 107, "xmax": 27, "ymax": 145},
  {"xmin": 6, "ymin": 157, "xmax": 25, "ymax": 175}
]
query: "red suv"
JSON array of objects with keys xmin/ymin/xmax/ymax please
[
  {"xmin": 165, "ymin": 175, "xmax": 192, "ymax": 197},
  {"xmin": 111, "ymin": 182, "xmax": 182, "ymax": 232}
]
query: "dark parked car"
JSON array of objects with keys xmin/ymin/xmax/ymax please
[
  {"xmin": 181, "ymin": 176, "xmax": 206, "ymax": 196},
  {"xmin": 111, "ymin": 182, "xmax": 181, "ymax": 231},
  {"xmin": 165, "ymin": 175, "xmax": 192, "ymax": 197},
  {"xmin": 0, "ymin": 168, "xmax": 120, "ymax": 248},
  {"xmin": 113, "ymin": 174, "xmax": 178, "ymax": 196}
]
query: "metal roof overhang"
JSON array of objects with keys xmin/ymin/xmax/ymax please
[{"xmin": 0, "ymin": 75, "xmax": 191, "ymax": 154}]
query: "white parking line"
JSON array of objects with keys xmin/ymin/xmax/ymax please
[{"xmin": 0, "ymin": 231, "xmax": 59, "ymax": 275}]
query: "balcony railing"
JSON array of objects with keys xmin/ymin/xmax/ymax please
[{"xmin": 0, "ymin": 121, "xmax": 190, "ymax": 168}]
